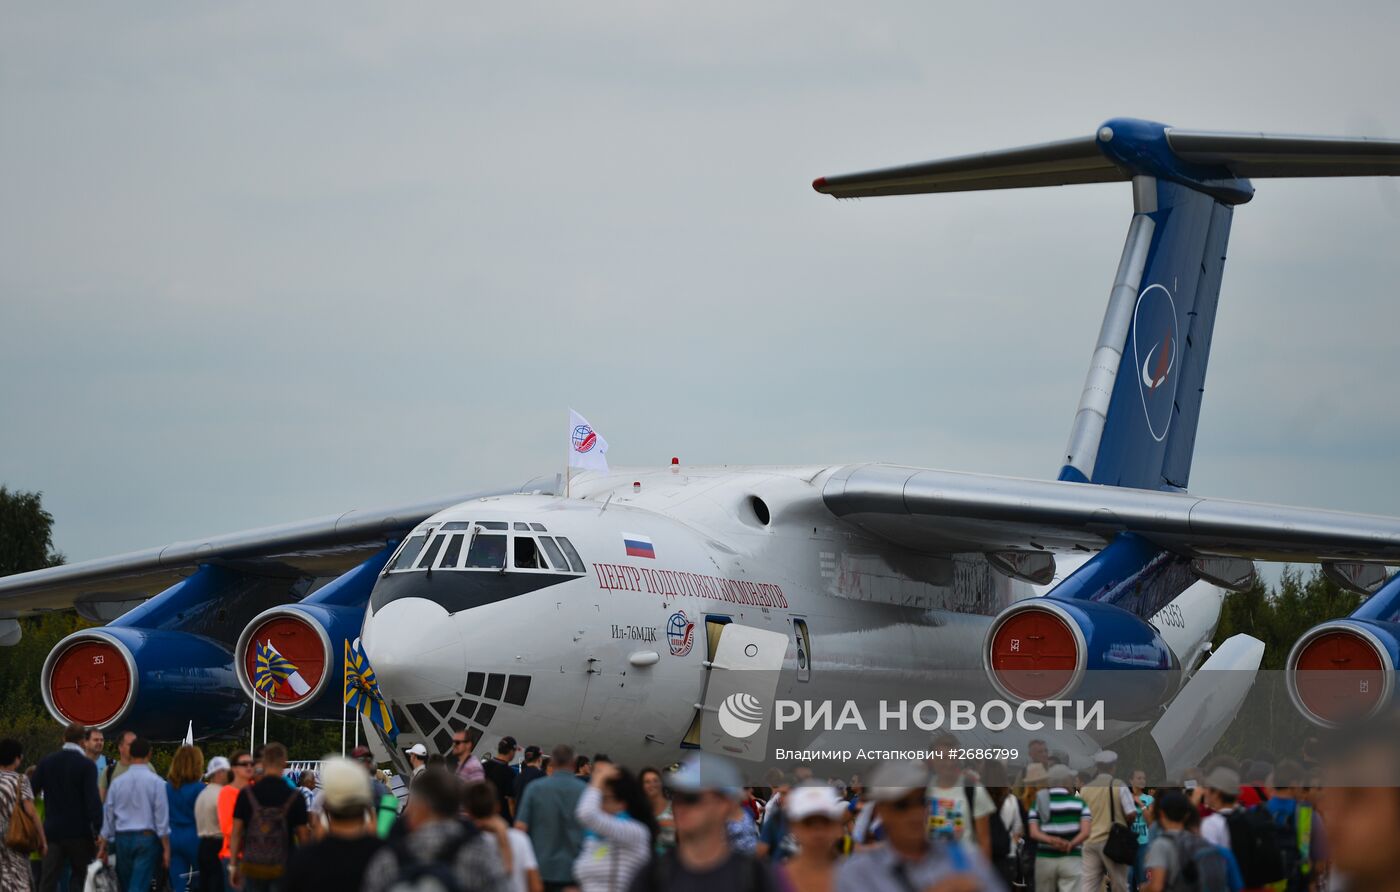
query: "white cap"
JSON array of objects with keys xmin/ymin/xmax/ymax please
[
  {"xmin": 205, "ymin": 756, "xmax": 230, "ymax": 778},
  {"xmin": 1093, "ymin": 750, "xmax": 1119, "ymax": 764},
  {"xmin": 405, "ymin": 743, "xmax": 428, "ymax": 757},
  {"xmin": 784, "ymin": 785, "xmax": 847, "ymax": 822}
]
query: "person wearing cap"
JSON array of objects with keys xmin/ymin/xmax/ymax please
[
  {"xmin": 283, "ymin": 757, "xmax": 383, "ymax": 892},
  {"xmin": 405, "ymin": 742, "xmax": 430, "ymax": 778},
  {"xmin": 627, "ymin": 752, "xmax": 778, "ymax": 892},
  {"xmin": 777, "ymin": 785, "xmax": 848, "ymax": 892},
  {"xmin": 514, "ymin": 746, "xmax": 546, "ymax": 808},
  {"xmin": 1198, "ymin": 764, "xmax": 1268, "ymax": 892},
  {"xmin": 193, "ymin": 756, "xmax": 229, "ymax": 892},
  {"xmin": 836, "ymin": 760, "xmax": 1001, "ymax": 892},
  {"xmin": 1028, "ymin": 764, "xmax": 1091, "ymax": 892},
  {"xmin": 515, "ymin": 744, "xmax": 587, "ymax": 892},
  {"xmin": 1198, "ymin": 768, "xmax": 1240, "ymax": 851},
  {"xmin": 1080, "ymin": 750, "xmax": 1136, "ymax": 892},
  {"xmin": 484, "ymin": 737, "xmax": 521, "ymax": 821}
]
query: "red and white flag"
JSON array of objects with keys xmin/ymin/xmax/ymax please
[{"xmin": 568, "ymin": 409, "xmax": 610, "ymax": 473}]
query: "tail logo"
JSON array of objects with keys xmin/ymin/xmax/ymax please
[{"xmin": 1132, "ymin": 284, "xmax": 1179, "ymax": 443}]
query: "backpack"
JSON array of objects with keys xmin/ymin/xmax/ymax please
[
  {"xmin": 239, "ymin": 787, "xmax": 297, "ymax": 880},
  {"xmin": 966, "ymin": 785, "xmax": 1011, "ymax": 867},
  {"xmin": 1167, "ymin": 831, "xmax": 1231, "ymax": 892},
  {"xmin": 384, "ymin": 831, "xmax": 473, "ymax": 892},
  {"xmin": 1271, "ymin": 803, "xmax": 1313, "ymax": 890},
  {"xmin": 1225, "ymin": 807, "xmax": 1286, "ymax": 887}
]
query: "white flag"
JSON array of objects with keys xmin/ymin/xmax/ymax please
[
  {"xmin": 182, "ymin": 721, "xmax": 194, "ymax": 747},
  {"xmin": 568, "ymin": 409, "xmax": 610, "ymax": 472}
]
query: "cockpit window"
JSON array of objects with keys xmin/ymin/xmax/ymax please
[
  {"xmin": 513, "ymin": 522, "xmax": 531, "ymax": 531},
  {"xmin": 477, "ymin": 521, "xmax": 508, "ymax": 530},
  {"xmin": 556, "ymin": 537, "xmax": 586, "ymax": 573},
  {"xmin": 537, "ymin": 536, "xmax": 567, "ymax": 571},
  {"xmin": 514, "ymin": 537, "xmax": 549, "ymax": 570},
  {"xmin": 439, "ymin": 533, "xmax": 464, "ymax": 569},
  {"xmin": 464, "ymin": 533, "xmax": 507, "ymax": 569},
  {"xmin": 416, "ymin": 533, "xmax": 446, "ymax": 569},
  {"xmin": 529, "ymin": 523, "xmax": 547, "ymax": 532},
  {"xmin": 388, "ymin": 534, "xmax": 428, "ymax": 572}
]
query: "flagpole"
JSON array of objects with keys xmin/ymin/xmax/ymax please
[
  {"xmin": 250, "ymin": 642, "xmax": 258, "ymax": 754},
  {"xmin": 341, "ymin": 640, "xmax": 348, "ymax": 757},
  {"xmin": 263, "ymin": 688, "xmax": 269, "ymax": 745}
]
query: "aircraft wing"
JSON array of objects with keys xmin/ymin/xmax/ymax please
[
  {"xmin": 0, "ymin": 483, "xmax": 539, "ymax": 615},
  {"xmin": 824, "ymin": 464, "xmax": 1400, "ymax": 562}
]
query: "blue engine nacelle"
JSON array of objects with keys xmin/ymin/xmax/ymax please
[
  {"xmin": 1288, "ymin": 570, "xmax": 1400, "ymax": 727},
  {"xmin": 42, "ymin": 626, "xmax": 246, "ymax": 740},
  {"xmin": 984, "ymin": 597, "xmax": 1180, "ymax": 722},
  {"xmin": 1286, "ymin": 618, "xmax": 1400, "ymax": 727},
  {"xmin": 233, "ymin": 602, "xmax": 367, "ymax": 721}
]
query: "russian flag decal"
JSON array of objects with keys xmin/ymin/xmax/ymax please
[{"xmin": 622, "ymin": 533, "xmax": 656, "ymax": 559}]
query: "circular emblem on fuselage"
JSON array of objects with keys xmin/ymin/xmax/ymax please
[
  {"xmin": 717, "ymin": 691, "xmax": 765, "ymax": 739},
  {"xmin": 666, "ymin": 610, "xmax": 695, "ymax": 657},
  {"xmin": 572, "ymin": 424, "xmax": 597, "ymax": 454},
  {"xmin": 1132, "ymin": 283, "xmax": 1179, "ymax": 443}
]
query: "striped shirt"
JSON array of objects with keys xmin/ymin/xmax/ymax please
[
  {"xmin": 1029, "ymin": 787, "xmax": 1091, "ymax": 858},
  {"xmin": 572, "ymin": 786, "xmax": 652, "ymax": 892}
]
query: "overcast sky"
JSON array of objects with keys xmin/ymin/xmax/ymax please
[{"xmin": 2, "ymin": 2, "xmax": 1398, "ymax": 566}]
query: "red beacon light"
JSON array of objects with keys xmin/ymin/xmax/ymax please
[
  {"xmin": 671, "ymin": 457, "xmax": 680, "ymax": 474},
  {"xmin": 633, "ymin": 481, "xmax": 641, "ymax": 493}
]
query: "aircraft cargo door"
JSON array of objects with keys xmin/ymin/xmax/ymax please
[{"xmin": 680, "ymin": 614, "xmax": 788, "ymax": 760}]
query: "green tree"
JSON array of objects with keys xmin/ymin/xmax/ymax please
[{"xmin": 0, "ymin": 486, "xmax": 64, "ymax": 574}]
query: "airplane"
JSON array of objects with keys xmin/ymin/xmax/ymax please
[{"xmin": 4, "ymin": 117, "xmax": 1400, "ymax": 779}]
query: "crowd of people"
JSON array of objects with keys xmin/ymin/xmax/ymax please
[{"xmin": 0, "ymin": 723, "xmax": 1397, "ymax": 892}]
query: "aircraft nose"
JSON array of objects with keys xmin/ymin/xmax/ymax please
[{"xmin": 362, "ymin": 595, "xmax": 465, "ymax": 703}]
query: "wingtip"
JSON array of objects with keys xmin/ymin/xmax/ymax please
[{"xmin": 811, "ymin": 176, "xmax": 828, "ymax": 193}]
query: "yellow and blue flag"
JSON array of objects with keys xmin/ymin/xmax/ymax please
[
  {"xmin": 253, "ymin": 641, "xmax": 299, "ymax": 697},
  {"xmin": 344, "ymin": 639, "xmax": 397, "ymax": 741}
]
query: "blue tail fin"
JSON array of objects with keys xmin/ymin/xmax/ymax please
[
  {"xmin": 813, "ymin": 117, "xmax": 1400, "ymax": 491},
  {"xmin": 1060, "ymin": 170, "xmax": 1234, "ymax": 489}
]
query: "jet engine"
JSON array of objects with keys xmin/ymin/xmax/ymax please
[
  {"xmin": 233, "ymin": 602, "xmax": 365, "ymax": 720},
  {"xmin": 41, "ymin": 626, "xmax": 245, "ymax": 740},
  {"xmin": 231, "ymin": 544, "xmax": 391, "ymax": 720},
  {"xmin": 984, "ymin": 597, "xmax": 1179, "ymax": 721},
  {"xmin": 1286, "ymin": 568, "xmax": 1400, "ymax": 726},
  {"xmin": 1286, "ymin": 618, "xmax": 1399, "ymax": 726}
]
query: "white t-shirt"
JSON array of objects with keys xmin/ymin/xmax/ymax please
[
  {"xmin": 484, "ymin": 827, "xmax": 539, "ymax": 892},
  {"xmin": 928, "ymin": 783, "xmax": 996, "ymax": 857},
  {"xmin": 998, "ymin": 794, "xmax": 1024, "ymax": 858},
  {"xmin": 1200, "ymin": 808, "xmax": 1233, "ymax": 849}
]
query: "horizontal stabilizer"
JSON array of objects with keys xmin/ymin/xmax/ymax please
[
  {"xmin": 1166, "ymin": 129, "xmax": 1400, "ymax": 178},
  {"xmin": 813, "ymin": 118, "xmax": 1400, "ymax": 202},
  {"xmin": 812, "ymin": 136, "xmax": 1123, "ymax": 198}
]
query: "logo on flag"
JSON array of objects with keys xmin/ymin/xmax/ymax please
[
  {"xmin": 568, "ymin": 409, "xmax": 609, "ymax": 473},
  {"xmin": 622, "ymin": 533, "xmax": 656, "ymax": 559},
  {"xmin": 344, "ymin": 639, "xmax": 398, "ymax": 742}
]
